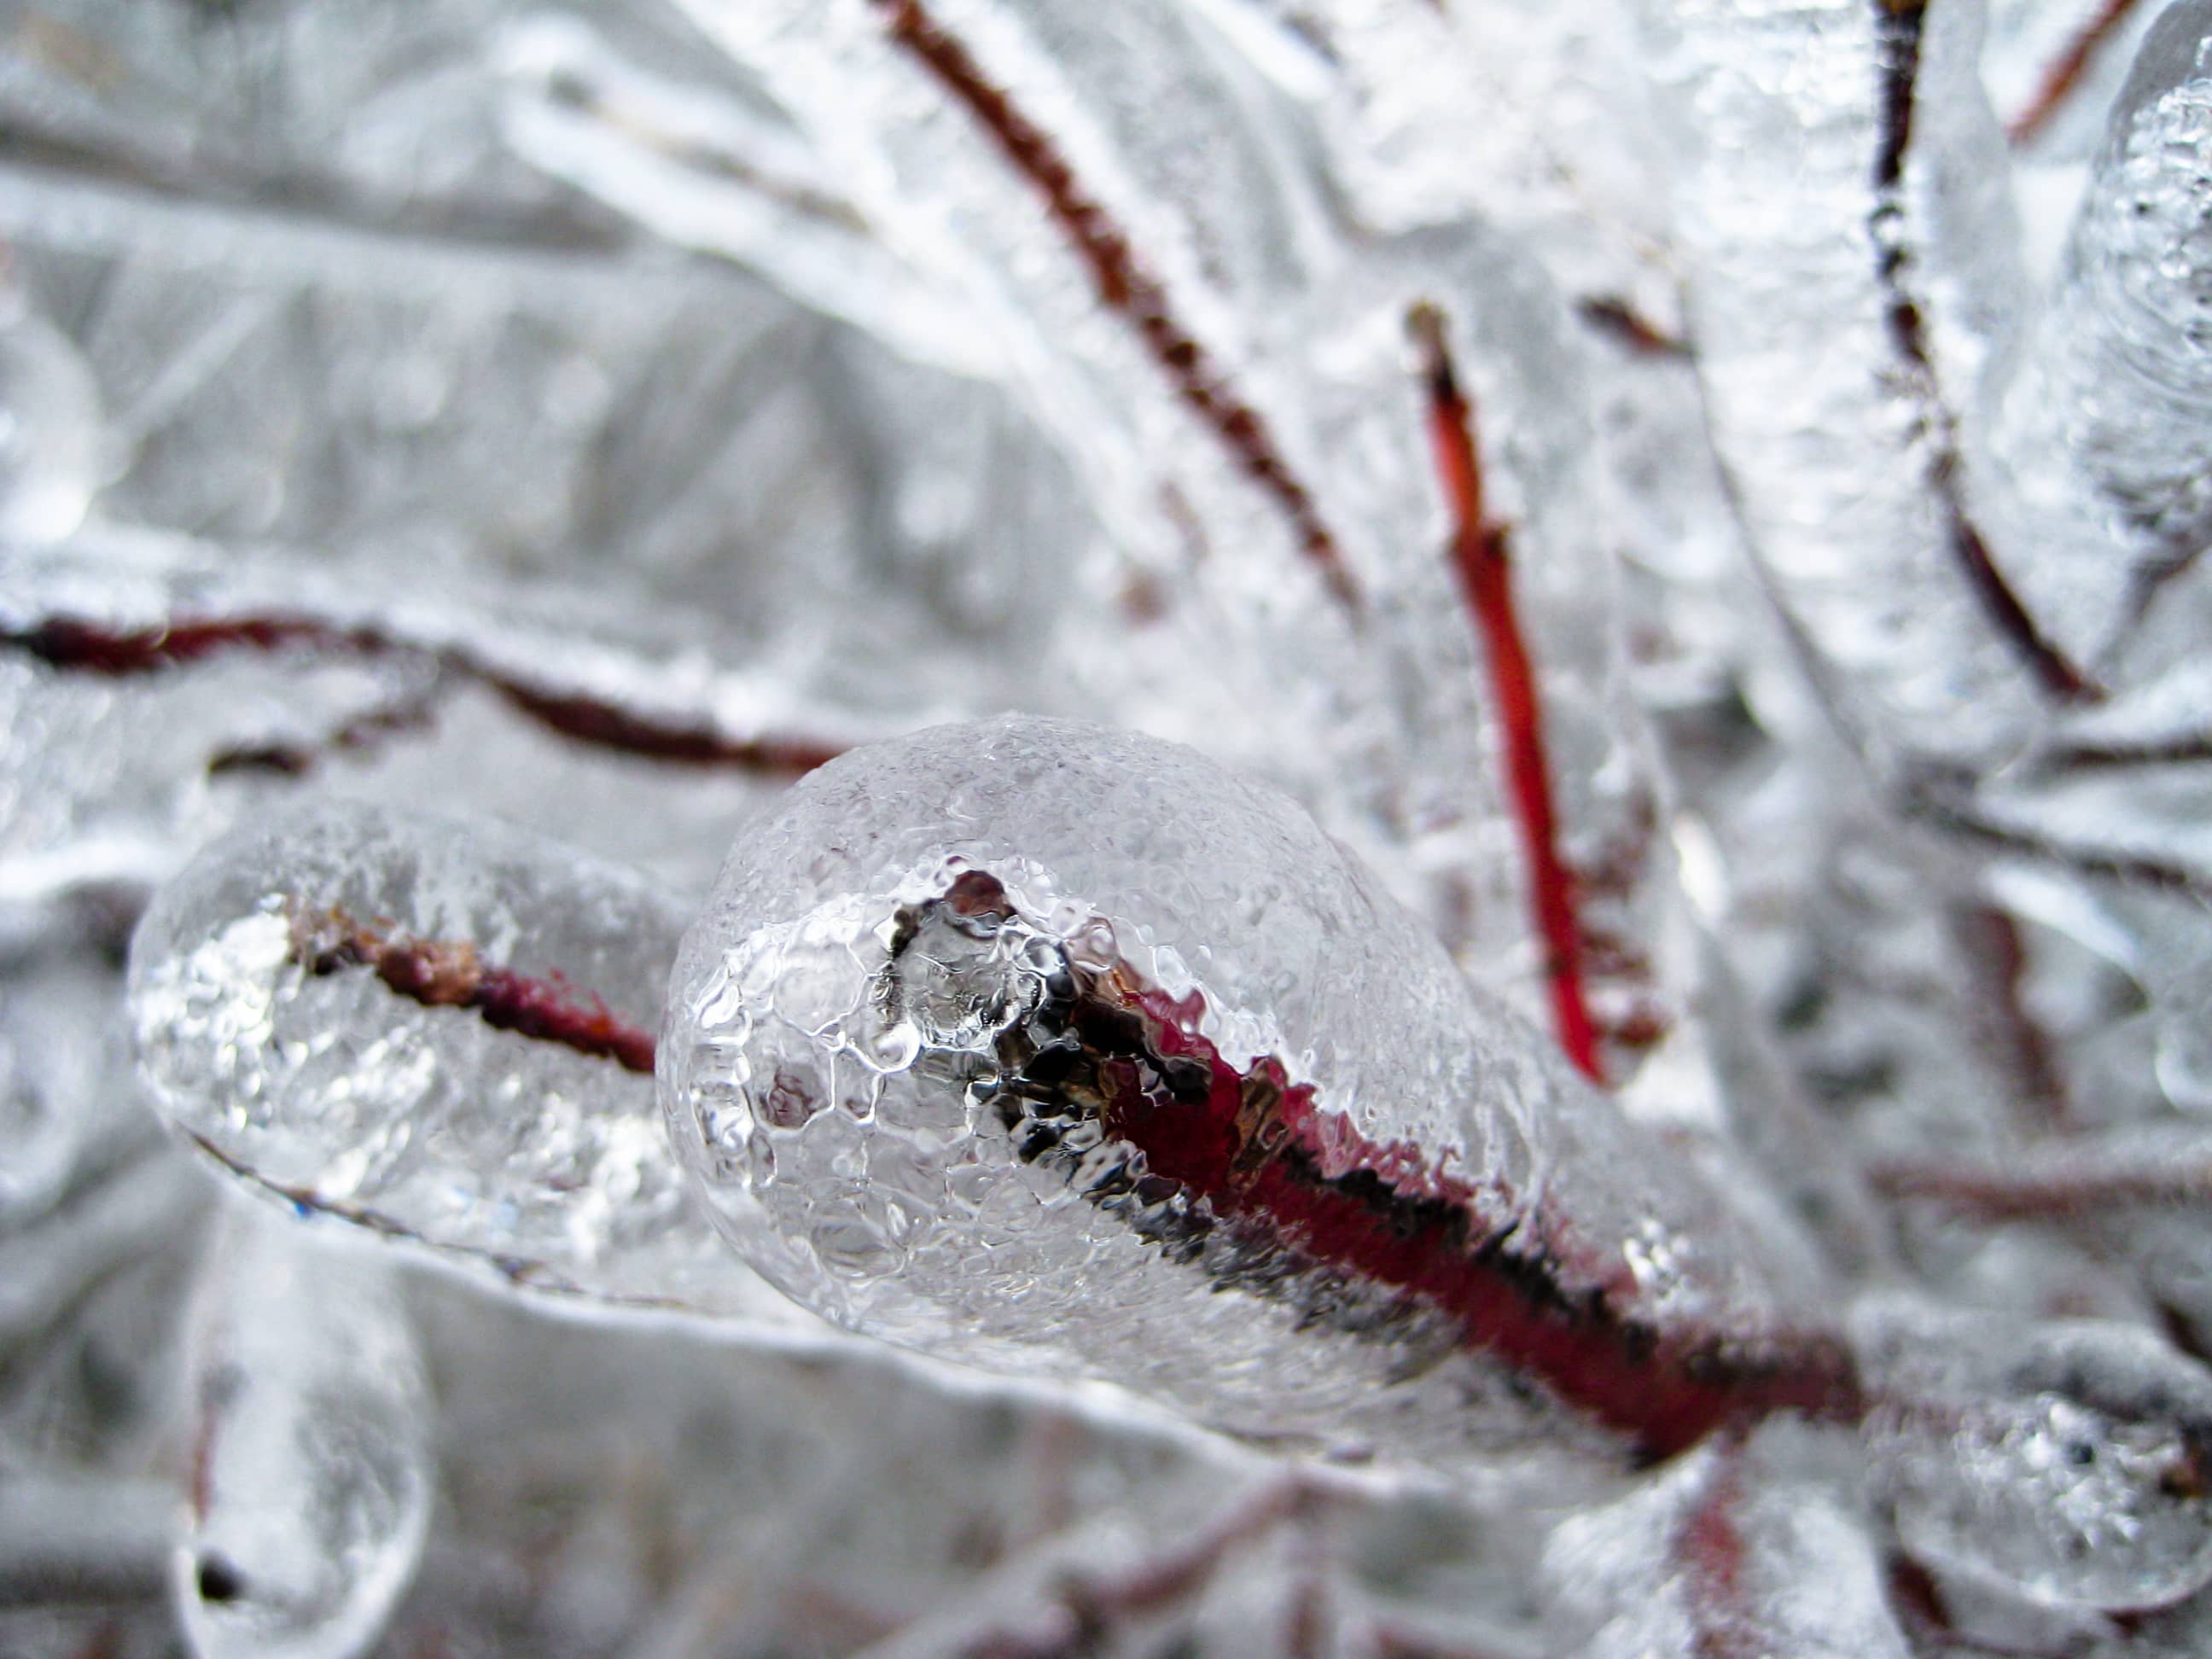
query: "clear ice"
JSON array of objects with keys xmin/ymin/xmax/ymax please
[
  {"xmin": 130, "ymin": 799, "xmax": 803, "ymax": 1325},
  {"xmin": 2, "ymin": 0, "xmax": 2211, "ymax": 1651},
  {"xmin": 177, "ymin": 1208, "xmax": 433, "ymax": 1659},
  {"xmin": 663, "ymin": 715, "xmax": 1839, "ymax": 1475}
]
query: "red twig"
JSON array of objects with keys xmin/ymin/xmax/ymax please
[
  {"xmin": 870, "ymin": 0, "xmax": 1359, "ymax": 612},
  {"xmin": 2007, "ymin": 0, "xmax": 2145, "ymax": 147},
  {"xmin": 1575, "ymin": 296, "xmax": 1691, "ymax": 359},
  {"xmin": 1065, "ymin": 1478, "xmax": 1307, "ymax": 1624},
  {"xmin": 289, "ymin": 905, "xmax": 658, "ymax": 1074},
  {"xmin": 1409, "ymin": 303, "xmax": 1604, "ymax": 1084},
  {"xmin": 951, "ymin": 873, "xmax": 1866, "ymax": 1460},
  {"xmin": 3, "ymin": 613, "xmax": 842, "ymax": 777},
  {"xmin": 1870, "ymin": 1143, "xmax": 2212, "ymax": 1221},
  {"xmin": 1954, "ymin": 905, "xmax": 2074, "ymax": 1132}
]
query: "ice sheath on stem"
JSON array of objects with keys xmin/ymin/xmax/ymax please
[
  {"xmin": 661, "ymin": 714, "xmax": 2212, "ymax": 1616},
  {"xmin": 127, "ymin": 800, "xmax": 806, "ymax": 1327},
  {"xmin": 660, "ymin": 714, "xmax": 1856, "ymax": 1476}
]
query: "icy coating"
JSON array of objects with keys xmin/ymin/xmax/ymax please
[
  {"xmin": 129, "ymin": 800, "xmax": 800, "ymax": 1324},
  {"xmin": 1858, "ymin": 1306, "xmax": 2212, "ymax": 1611},
  {"xmin": 663, "ymin": 715, "xmax": 1848, "ymax": 1470},
  {"xmin": 3, "ymin": 0, "xmax": 2212, "ymax": 1649},
  {"xmin": 1983, "ymin": 0, "xmax": 2212, "ymax": 654},
  {"xmin": 178, "ymin": 1212, "xmax": 432, "ymax": 1659}
]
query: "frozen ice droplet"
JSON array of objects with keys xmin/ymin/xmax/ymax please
[
  {"xmin": 0, "ymin": 294, "xmax": 102, "ymax": 543},
  {"xmin": 664, "ymin": 716, "xmax": 1848, "ymax": 1472},
  {"xmin": 130, "ymin": 800, "xmax": 806, "ymax": 1326},
  {"xmin": 177, "ymin": 1209, "xmax": 432, "ymax": 1659},
  {"xmin": 1858, "ymin": 1302, "xmax": 2212, "ymax": 1610}
]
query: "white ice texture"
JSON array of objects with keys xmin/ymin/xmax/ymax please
[
  {"xmin": 1860, "ymin": 1301, "xmax": 2212, "ymax": 1612},
  {"xmin": 5, "ymin": 0, "xmax": 2212, "ymax": 1651}
]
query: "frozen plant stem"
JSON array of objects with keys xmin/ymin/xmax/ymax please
[
  {"xmin": 1674, "ymin": 1440, "xmax": 1756, "ymax": 1659},
  {"xmin": 1410, "ymin": 304, "xmax": 1603, "ymax": 1084},
  {"xmin": 2, "ymin": 612, "xmax": 844, "ymax": 776},
  {"xmin": 867, "ymin": 0, "xmax": 1359, "ymax": 611},
  {"xmin": 288, "ymin": 905, "xmax": 659, "ymax": 1075},
  {"xmin": 1870, "ymin": 1141, "xmax": 2212, "ymax": 1222},
  {"xmin": 935, "ymin": 871, "xmax": 1861, "ymax": 1458}
]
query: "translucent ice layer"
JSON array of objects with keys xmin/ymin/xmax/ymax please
[
  {"xmin": 1859, "ymin": 1303, "xmax": 2212, "ymax": 1611},
  {"xmin": 129, "ymin": 799, "xmax": 803, "ymax": 1325},
  {"xmin": 0, "ymin": 940, "xmax": 153, "ymax": 1223},
  {"xmin": 177, "ymin": 1209, "xmax": 432, "ymax": 1659},
  {"xmin": 0, "ymin": 294, "xmax": 102, "ymax": 544},
  {"xmin": 662, "ymin": 715, "xmax": 1848, "ymax": 1474}
]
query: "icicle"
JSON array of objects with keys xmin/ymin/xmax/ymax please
[{"xmin": 176, "ymin": 1208, "xmax": 433, "ymax": 1659}]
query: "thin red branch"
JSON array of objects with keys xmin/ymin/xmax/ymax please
[
  {"xmin": 2, "ymin": 613, "xmax": 842, "ymax": 777},
  {"xmin": 2007, "ymin": 0, "xmax": 2145, "ymax": 147},
  {"xmin": 289, "ymin": 904, "xmax": 658, "ymax": 1074},
  {"xmin": 1408, "ymin": 303, "xmax": 1604, "ymax": 1084},
  {"xmin": 1575, "ymin": 296, "xmax": 1691, "ymax": 359},
  {"xmin": 1954, "ymin": 905, "xmax": 2074, "ymax": 1132},
  {"xmin": 869, "ymin": 0, "xmax": 1359, "ymax": 612},
  {"xmin": 2043, "ymin": 731, "xmax": 2212, "ymax": 772},
  {"xmin": 1908, "ymin": 789, "xmax": 2212, "ymax": 901},
  {"xmin": 1064, "ymin": 1478, "xmax": 1307, "ymax": 1625}
]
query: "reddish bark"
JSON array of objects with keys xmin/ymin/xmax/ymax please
[
  {"xmin": 869, "ymin": 0, "xmax": 1359, "ymax": 612},
  {"xmin": 4, "ymin": 613, "xmax": 840, "ymax": 777},
  {"xmin": 1676, "ymin": 1447, "xmax": 1760, "ymax": 1659},
  {"xmin": 1575, "ymin": 296, "xmax": 1691, "ymax": 358},
  {"xmin": 941, "ymin": 873, "xmax": 1866, "ymax": 1463},
  {"xmin": 290, "ymin": 905, "xmax": 658, "ymax": 1075},
  {"xmin": 1871, "ymin": 1147, "xmax": 2212, "ymax": 1220},
  {"xmin": 1409, "ymin": 304, "xmax": 1605, "ymax": 1084},
  {"xmin": 1870, "ymin": 0, "xmax": 2101, "ymax": 704}
]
